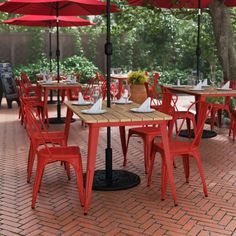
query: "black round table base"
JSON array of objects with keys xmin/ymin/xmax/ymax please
[
  {"xmin": 179, "ymin": 129, "xmax": 217, "ymax": 139},
  {"xmin": 49, "ymin": 117, "xmax": 76, "ymax": 124},
  {"xmin": 87, "ymin": 170, "xmax": 140, "ymax": 191}
]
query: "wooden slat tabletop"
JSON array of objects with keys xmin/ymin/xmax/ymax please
[
  {"xmin": 165, "ymin": 85, "xmax": 236, "ymax": 96},
  {"xmin": 64, "ymin": 101, "xmax": 172, "ymax": 124}
]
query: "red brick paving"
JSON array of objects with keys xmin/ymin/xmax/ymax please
[{"xmin": 0, "ymin": 100, "xmax": 236, "ymax": 236}]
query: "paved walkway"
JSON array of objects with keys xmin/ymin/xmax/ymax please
[{"xmin": 0, "ymin": 99, "xmax": 235, "ymax": 236}]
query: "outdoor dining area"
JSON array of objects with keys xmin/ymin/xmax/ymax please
[
  {"xmin": 0, "ymin": 66, "xmax": 236, "ymax": 235},
  {"xmin": 0, "ymin": 0, "xmax": 236, "ymax": 235}
]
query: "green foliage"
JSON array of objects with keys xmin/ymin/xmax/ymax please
[
  {"xmin": 127, "ymin": 70, "xmax": 148, "ymax": 84},
  {"xmin": 62, "ymin": 55, "xmax": 99, "ymax": 83},
  {"xmin": 13, "ymin": 54, "xmax": 99, "ymax": 84}
]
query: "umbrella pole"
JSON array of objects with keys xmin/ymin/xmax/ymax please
[
  {"xmin": 91, "ymin": 0, "xmax": 140, "ymax": 191},
  {"xmin": 48, "ymin": 26, "xmax": 56, "ymax": 104},
  {"xmin": 56, "ymin": 3, "xmax": 61, "ymax": 119},
  {"xmin": 105, "ymin": 0, "xmax": 112, "ymax": 185},
  {"xmin": 196, "ymin": 0, "xmax": 201, "ymax": 82},
  {"xmin": 49, "ymin": 26, "xmax": 52, "ymax": 73}
]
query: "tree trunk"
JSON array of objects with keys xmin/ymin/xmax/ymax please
[{"xmin": 209, "ymin": 0, "xmax": 236, "ymax": 81}]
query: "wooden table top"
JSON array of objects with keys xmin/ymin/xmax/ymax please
[
  {"xmin": 165, "ymin": 85, "xmax": 236, "ymax": 96},
  {"xmin": 64, "ymin": 101, "xmax": 172, "ymax": 124},
  {"xmin": 38, "ymin": 81, "xmax": 81, "ymax": 89}
]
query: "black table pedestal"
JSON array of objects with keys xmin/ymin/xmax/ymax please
[
  {"xmin": 179, "ymin": 129, "xmax": 217, "ymax": 139},
  {"xmin": 49, "ymin": 117, "xmax": 75, "ymax": 124},
  {"xmin": 88, "ymin": 170, "xmax": 140, "ymax": 191}
]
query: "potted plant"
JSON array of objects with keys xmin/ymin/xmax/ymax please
[{"xmin": 127, "ymin": 70, "xmax": 148, "ymax": 104}]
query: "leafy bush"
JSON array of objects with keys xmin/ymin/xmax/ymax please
[
  {"xmin": 127, "ymin": 70, "xmax": 148, "ymax": 84},
  {"xmin": 13, "ymin": 54, "xmax": 99, "ymax": 84},
  {"xmin": 62, "ymin": 55, "xmax": 99, "ymax": 83}
]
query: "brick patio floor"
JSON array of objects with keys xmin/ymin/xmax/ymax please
[{"xmin": 0, "ymin": 98, "xmax": 236, "ymax": 236}]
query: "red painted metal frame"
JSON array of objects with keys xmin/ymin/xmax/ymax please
[
  {"xmin": 39, "ymin": 82, "xmax": 81, "ymax": 122},
  {"xmin": 64, "ymin": 106, "xmax": 176, "ymax": 215}
]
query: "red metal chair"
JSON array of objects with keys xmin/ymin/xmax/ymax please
[
  {"xmin": 210, "ymin": 80, "xmax": 236, "ymax": 131},
  {"xmin": 20, "ymin": 71, "xmax": 39, "ymax": 96},
  {"xmin": 24, "ymin": 104, "xmax": 70, "ymax": 183},
  {"xmin": 82, "ymin": 78, "xmax": 95, "ymax": 101},
  {"xmin": 24, "ymin": 106, "xmax": 84, "ymax": 209},
  {"xmin": 229, "ymin": 108, "xmax": 236, "ymax": 141},
  {"xmin": 96, "ymin": 72, "xmax": 107, "ymax": 100},
  {"xmin": 148, "ymin": 101, "xmax": 212, "ymax": 203},
  {"xmin": 18, "ymin": 80, "xmax": 48, "ymax": 126},
  {"xmin": 124, "ymin": 92, "xmax": 174, "ymax": 173}
]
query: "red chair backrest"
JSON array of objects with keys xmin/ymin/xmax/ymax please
[
  {"xmin": 24, "ymin": 106, "xmax": 54, "ymax": 155},
  {"xmin": 20, "ymin": 71, "xmax": 31, "ymax": 87}
]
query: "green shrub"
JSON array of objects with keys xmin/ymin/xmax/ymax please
[
  {"xmin": 13, "ymin": 54, "xmax": 99, "ymax": 84},
  {"xmin": 62, "ymin": 55, "xmax": 99, "ymax": 83}
]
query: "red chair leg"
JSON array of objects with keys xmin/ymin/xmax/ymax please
[
  {"xmin": 31, "ymin": 160, "xmax": 45, "ymax": 209},
  {"xmin": 147, "ymin": 148, "xmax": 156, "ymax": 186},
  {"xmin": 123, "ymin": 133, "xmax": 131, "ymax": 167},
  {"xmin": 27, "ymin": 143, "xmax": 36, "ymax": 183},
  {"xmin": 182, "ymin": 155, "xmax": 190, "ymax": 183},
  {"xmin": 71, "ymin": 159, "xmax": 85, "ymax": 207},
  {"xmin": 194, "ymin": 152, "xmax": 208, "ymax": 197},
  {"xmin": 217, "ymin": 110, "xmax": 222, "ymax": 128},
  {"xmin": 161, "ymin": 159, "xmax": 168, "ymax": 201}
]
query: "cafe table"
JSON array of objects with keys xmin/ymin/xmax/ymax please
[
  {"xmin": 164, "ymin": 85, "xmax": 236, "ymax": 137},
  {"xmin": 39, "ymin": 81, "xmax": 82, "ymax": 124},
  {"xmin": 110, "ymin": 74, "xmax": 128, "ymax": 99},
  {"xmin": 64, "ymin": 101, "xmax": 175, "ymax": 215}
]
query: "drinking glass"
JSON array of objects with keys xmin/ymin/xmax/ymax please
[
  {"xmin": 92, "ymin": 86, "xmax": 100, "ymax": 103},
  {"xmin": 122, "ymin": 84, "xmax": 131, "ymax": 103}
]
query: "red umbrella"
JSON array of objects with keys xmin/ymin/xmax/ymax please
[
  {"xmin": 0, "ymin": 0, "xmax": 119, "ymax": 16},
  {"xmin": 0, "ymin": 0, "xmax": 120, "ymax": 123},
  {"xmin": 3, "ymin": 15, "xmax": 95, "ymax": 27}
]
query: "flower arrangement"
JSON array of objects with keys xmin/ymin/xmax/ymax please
[{"xmin": 127, "ymin": 70, "xmax": 148, "ymax": 85}]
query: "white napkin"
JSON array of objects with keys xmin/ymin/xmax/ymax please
[
  {"xmin": 87, "ymin": 98, "xmax": 102, "ymax": 113},
  {"xmin": 177, "ymin": 79, "xmax": 181, "ymax": 86},
  {"xmin": 192, "ymin": 81, "xmax": 202, "ymax": 90},
  {"xmin": 202, "ymin": 79, "xmax": 208, "ymax": 86},
  {"xmin": 136, "ymin": 97, "xmax": 151, "ymax": 112},
  {"xmin": 42, "ymin": 74, "xmax": 47, "ymax": 82},
  {"xmin": 77, "ymin": 92, "xmax": 86, "ymax": 104},
  {"xmin": 221, "ymin": 81, "xmax": 230, "ymax": 89}
]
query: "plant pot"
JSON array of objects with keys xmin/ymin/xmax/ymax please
[{"xmin": 130, "ymin": 84, "xmax": 147, "ymax": 104}]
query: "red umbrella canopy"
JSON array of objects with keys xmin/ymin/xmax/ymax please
[
  {"xmin": 128, "ymin": 0, "xmax": 213, "ymax": 8},
  {"xmin": 224, "ymin": 0, "xmax": 236, "ymax": 6},
  {"xmin": 0, "ymin": 0, "xmax": 120, "ymax": 16},
  {"xmin": 3, "ymin": 15, "xmax": 95, "ymax": 27}
]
